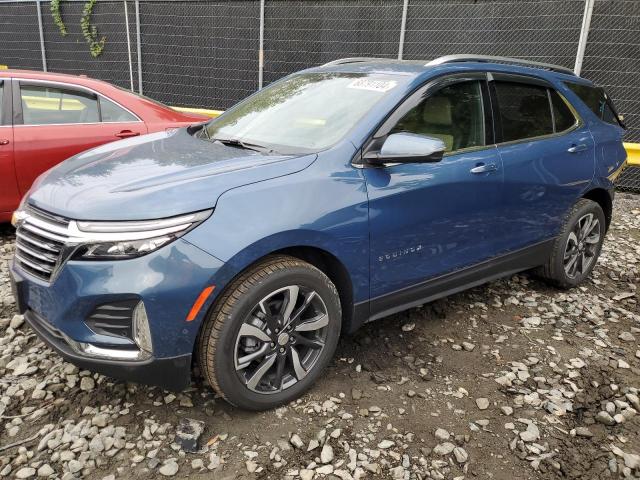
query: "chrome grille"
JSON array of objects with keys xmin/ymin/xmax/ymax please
[{"xmin": 14, "ymin": 206, "xmax": 70, "ymax": 282}]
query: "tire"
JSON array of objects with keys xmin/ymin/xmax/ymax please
[
  {"xmin": 538, "ymin": 198, "xmax": 606, "ymax": 289},
  {"xmin": 198, "ymin": 255, "xmax": 342, "ymax": 410}
]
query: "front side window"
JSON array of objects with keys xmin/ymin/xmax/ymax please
[
  {"xmin": 495, "ymin": 81, "xmax": 553, "ymax": 142},
  {"xmin": 203, "ymin": 73, "xmax": 407, "ymax": 153},
  {"xmin": 99, "ymin": 97, "xmax": 138, "ymax": 122},
  {"xmin": 391, "ymin": 80, "xmax": 485, "ymax": 152},
  {"xmin": 20, "ymin": 85, "xmax": 99, "ymax": 125}
]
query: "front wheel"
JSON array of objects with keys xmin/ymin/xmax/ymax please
[
  {"xmin": 198, "ymin": 255, "xmax": 342, "ymax": 410},
  {"xmin": 538, "ymin": 198, "xmax": 606, "ymax": 288}
]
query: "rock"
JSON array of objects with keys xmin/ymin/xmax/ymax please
[
  {"xmin": 300, "ymin": 469, "xmax": 314, "ymax": 480},
  {"xmin": 433, "ymin": 442, "xmax": 456, "ymax": 455},
  {"xmin": 321, "ymin": 444, "xmax": 334, "ymax": 463},
  {"xmin": 351, "ymin": 388, "xmax": 362, "ymax": 400},
  {"xmin": 37, "ymin": 464, "xmax": 54, "ymax": 477},
  {"xmin": 175, "ymin": 418, "xmax": 205, "ymax": 453},
  {"xmin": 453, "ymin": 446, "xmax": 469, "ymax": 463},
  {"xmin": 378, "ymin": 439, "xmax": 394, "ymax": 449},
  {"xmin": 10, "ymin": 314, "xmax": 24, "ymax": 329},
  {"xmin": 596, "ymin": 411, "xmax": 616, "ymax": 426},
  {"xmin": 159, "ymin": 461, "xmax": 179, "ymax": 477},
  {"xmin": 619, "ymin": 331, "xmax": 636, "ymax": 342},
  {"xmin": 316, "ymin": 465, "xmax": 334, "ymax": 475},
  {"xmin": 618, "ymin": 359, "xmax": 630, "ymax": 369},
  {"xmin": 434, "ymin": 428, "xmax": 450, "ymax": 440},
  {"xmin": 623, "ymin": 453, "xmax": 640, "ymax": 470},
  {"xmin": 575, "ymin": 427, "xmax": 593, "ymax": 437},
  {"xmin": 475, "ymin": 398, "xmax": 490, "ymax": 410},
  {"xmin": 290, "ymin": 434, "xmax": 304, "ymax": 449},
  {"xmin": 519, "ymin": 423, "xmax": 540, "ymax": 442},
  {"xmin": 462, "ymin": 342, "xmax": 475, "ymax": 351},
  {"xmin": 401, "ymin": 322, "xmax": 415, "ymax": 332},
  {"xmin": 15, "ymin": 468, "xmax": 36, "ymax": 479},
  {"xmin": 521, "ymin": 316, "xmax": 541, "ymax": 328},
  {"xmin": 245, "ymin": 461, "xmax": 258, "ymax": 473},
  {"xmin": 79, "ymin": 377, "xmax": 95, "ymax": 391},
  {"xmin": 501, "ymin": 406, "xmax": 514, "ymax": 416},
  {"xmin": 390, "ymin": 466, "xmax": 405, "ymax": 479}
]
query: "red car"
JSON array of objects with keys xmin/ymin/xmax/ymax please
[{"xmin": 0, "ymin": 70, "xmax": 208, "ymax": 222}]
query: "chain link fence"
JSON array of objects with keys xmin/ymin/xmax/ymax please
[{"xmin": 0, "ymin": 0, "xmax": 639, "ymax": 189}]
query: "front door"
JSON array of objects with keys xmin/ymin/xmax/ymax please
[
  {"xmin": 364, "ymin": 74, "xmax": 505, "ymax": 306},
  {"xmin": 12, "ymin": 80, "xmax": 146, "ymax": 195},
  {"xmin": 0, "ymin": 79, "xmax": 19, "ymax": 215}
]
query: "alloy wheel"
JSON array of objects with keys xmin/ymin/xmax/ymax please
[
  {"xmin": 563, "ymin": 213, "xmax": 601, "ymax": 279},
  {"xmin": 233, "ymin": 285, "xmax": 329, "ymax": 394}
]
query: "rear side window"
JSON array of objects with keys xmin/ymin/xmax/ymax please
[
  {"xmin": 566, "ymin": 82, "xmax": 620, "ymax": 126},
  {"xmin": 550, "ymin": 90, "xmax": 576, "ymax": 132},
  {"xmin": 20, "ymin": 85, "xmax": 99, "ymax": 125},
  {"xmin": 494, "ymin": 81, "xmax": 553, "ymax": 142},
  {"xmin": 99, "ymin": 97, "xmax": 138, "ymax": 122}
]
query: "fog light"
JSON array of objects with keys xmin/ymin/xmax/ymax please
[{"xmin": 133, "ymin": 301, "xmax": 153, "ymax": 355}]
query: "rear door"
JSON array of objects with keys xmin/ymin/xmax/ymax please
[
  {"xmin": 491, "ymin": 73, "xmax": 595, "ymax": 251},
  {"xmin": 0, "ymin": 79, "xmax": 19, "ymax": 215},
  {"xmin": 12, "ymin": 79, "xmax": 146, "ymax": 194}
]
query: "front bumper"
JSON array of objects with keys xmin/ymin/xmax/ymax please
[{"xmin": 10, "ymin": 238, "xmax": 225, "ymax": 391}]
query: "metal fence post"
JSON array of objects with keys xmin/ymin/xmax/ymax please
[
  {"xmin": 135, "ymin": 0, "xmax": 143, "ymax": 94},
  {"xmin": 398, "ymin": 0, "xmax": 409, "ymax": 60},
  {"xmin": 35, "ymin": 0, "xmax": 47, "ymax": 71},
  {"xmin": 258, "ymin": 0, "xmax": 265, "ymax": 90},
  {"xmin": 124, "ymin": 0, "xmax": 134, "ymax": 92},
  {"xmin": 575, "ymin": 0, "xmax": 595, "ymax": 75}
]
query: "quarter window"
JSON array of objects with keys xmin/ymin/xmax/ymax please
[
  {"xmin": 391, "ymin": 80, "xmax": 485, "ymax": 152},
  {"xmin": 495, "ymin": 81, "xmax": 553, "ymax": 142},
  {"xmin": 20, "ymin": 85, "xmax": 99, "ymax": 125},
  {"xmin": 99, "ymin": 97, "xmax": 138, "ymax": 122},
  {"xmin": 566, "ymin": 82, "xmax": 622, "ymax": 127}
]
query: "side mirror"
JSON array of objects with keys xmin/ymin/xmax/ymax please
[{"xmin": 365, "ymin": 133, "xmax": 446, "ymax": 165}]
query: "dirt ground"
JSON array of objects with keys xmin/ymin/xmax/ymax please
[{"xmin": 0, "ymin": 194, "xmax": 639, "ymax": 480}]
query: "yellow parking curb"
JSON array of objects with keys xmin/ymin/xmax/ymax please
[
  {"xmin": 171, "ymin": 106, "xmax": 223, "ymax": 118},
  {"xmin": 624, "ymin": 143, "xmax": 640, "ymax": 166}
]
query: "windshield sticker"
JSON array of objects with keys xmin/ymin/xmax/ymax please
[{"xmin": 347, "ymin": 78, "xmax": 397, "ymax": 92}]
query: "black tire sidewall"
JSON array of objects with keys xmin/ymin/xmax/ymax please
[
  {"xmin": 211, "ymin": 264, "xmax": 341, "ymax": 410},
  {"xmin": 552, "ymin": 200, "xmax": 606, "ymax": 288}
]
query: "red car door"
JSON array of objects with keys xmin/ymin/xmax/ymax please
[
  {"xmin": 12, "ymin": 79, "xmax": 146, "ymax": 195},
  {"xmin": 0, "ymin": 78, "xmax": 19, "ymax": 219}
]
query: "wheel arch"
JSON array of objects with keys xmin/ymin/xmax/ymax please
[{"xmin": 582, "ymin": 187, "xmax": 613, "ymax": 231}]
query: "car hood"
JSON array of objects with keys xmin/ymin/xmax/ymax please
[{"xmin": 28, "ymin": 128, "xmax": 317, "ymax": 220}]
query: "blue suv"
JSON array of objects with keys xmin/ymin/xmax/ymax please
[{"xmin": 10, "ymin": 55, "xmax": 627, "ymax": 410}]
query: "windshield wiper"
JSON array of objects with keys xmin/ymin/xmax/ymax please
[{"xmin": 211, "ymin": 136, "xmax": 276, "ymax": 154}]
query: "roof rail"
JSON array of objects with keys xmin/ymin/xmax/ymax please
[
  {"xmin": 426, "ymin": 54, "xmax": 576, "ymax": 76},
  {"xmin": 321, "ymin": 57, "xmax": 390, "ymax": 67}
]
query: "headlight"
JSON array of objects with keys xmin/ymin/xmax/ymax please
[{"xmin": 70, "ymin": 209, "xmax": 212, "ymax": 260}]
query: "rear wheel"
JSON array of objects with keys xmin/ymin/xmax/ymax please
[
  {"xmin": 198, "ymin": 255, "xmax": 341, "ymax": 410},
  {"xmin": 538, "ymin": 198, "xmax": 605, "ymax": 288}
]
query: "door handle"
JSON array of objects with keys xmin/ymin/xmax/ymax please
[
  {"xmin": 0, "ymin": 139, "xmax": 9, "ymax": 146},
  {"xmin": 567, "ymin": 144, "xmax": 588, "ymax": 153},
  {"xmin": 115, "ymin": 130, "xmax": 140, "ymax": 139},
  {"xmin": 470, "ymin": 163, "xmax": 498, "ymax": 174}
]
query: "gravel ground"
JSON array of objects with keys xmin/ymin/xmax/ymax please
[{"xmin": 1, "ymin": 194, "xmax": 639, "ymax": 480}]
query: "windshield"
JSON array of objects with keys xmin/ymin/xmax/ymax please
[{"xmin": 202, "ymin": 73, "xmax": 402, "ymax": 153}]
